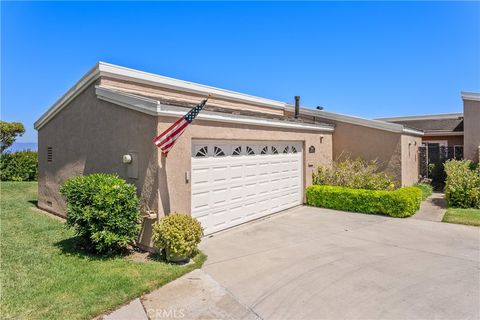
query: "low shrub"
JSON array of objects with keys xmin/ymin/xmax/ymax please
[
  {"xmin": 414, "ymin": 183, "xmax": 433, "ymax": 200},
  {"xmin": 312, "ymin": 158, "xmax": 395, "ymax": 190},
  {"xmin": 60, "ymin": 173, "xmax": 141, "ymax": 254},
  {"xmin": 0, "ymin": 151, "xmax": 38, "ymax": 181},
  {"xmin": 444, "ymin": 160, "xmax": 480, "ymax": 209},
  {"xmin": 153, "ymin": 214, "xmax": 203, "ymax": 262},
  {"xmin": 306, "ymin": 185, "xmax": 422, "ymax": 218}
]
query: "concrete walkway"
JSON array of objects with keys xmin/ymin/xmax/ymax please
[
  {"xmin": 102, "ymin": 269, "xmax": 259, "ymax": 320},
  {"xmin": 411, "ymin": 192, "xmax": 447, "ymax": 222},
  {"xmin": 102, "ymin": 205, "xmax": 479, "ymax": 320}
]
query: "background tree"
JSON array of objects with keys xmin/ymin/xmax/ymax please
[{"xmin": 0, "ymin": 121, "xmax": 25, "ymax": 153}]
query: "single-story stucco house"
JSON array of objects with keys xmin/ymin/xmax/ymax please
[
  {"xmin": 378, "ymin": 92, "xmax": 480, "ymax": 162},
  {"xmin": 34, "ymin": 62, "xmax": 423, "ymax": 248}
]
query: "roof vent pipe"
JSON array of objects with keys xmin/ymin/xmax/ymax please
[{"xmin": 294, "ymin": 96, "xmax": 300, "ymax": 119}]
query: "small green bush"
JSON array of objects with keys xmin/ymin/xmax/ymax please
[
  {"xmin": 312, "ymin": 158, "xmax": 396, "ymax": 190},
  {"xmin": 306, "ymin": 185, "xmax": 422, "ymax": 218},
  {"xmin": 153, "ymin": 214, "xmax": 203, "ymax": 262},
  {"xmin": 0, "ymin": 151, "xmax": 38, "ymax": 181},
  {"xmin": 444, "ymin": 160, "xmax": 480, "ymax": 209},
  {"xmin": 60, "ymin": 173, "xmax": 141, "ymax": 254},
  {"xmin": 414, "ymin": 183, "xmax": 433, "ymax": 200}
]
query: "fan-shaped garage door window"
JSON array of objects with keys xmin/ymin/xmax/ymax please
[
  {"xmin": 195, "ymin": 146, "xmax": 208, "ymax": 157},
  {"xmin": 214, "ymin": 146, "xmax": 225, "ymax": 157}
]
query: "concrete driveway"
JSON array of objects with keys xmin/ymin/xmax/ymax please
[{"xmin": 200, "ymin": 206, "xmax": 479, "ymax": 320}]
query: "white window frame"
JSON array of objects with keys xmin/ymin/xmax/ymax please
[{"xmin": 454, "ymin": 145, "xmax": 464, "ymax": 159}]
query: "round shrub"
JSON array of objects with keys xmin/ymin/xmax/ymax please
[
  {"xmin": 59, "ymin": 173, "xmax": 141, "ymax": 254},
  {"xmin": 152, "ymin": 214, "xmax": 203, "ymax": 262}
]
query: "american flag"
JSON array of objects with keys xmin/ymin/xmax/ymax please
[{"xmin": 153, "ymin": 97, "xmax": 209, "ymax": 156}]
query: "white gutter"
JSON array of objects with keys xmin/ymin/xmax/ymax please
[
  {"xmin": 98, "ymin": 62, "xmax": 287, "ymax": 110},
  {"xmin": 96, "ymin": 86, "xmax": 334, "ymax": 132},
  {"xmin": 377, "ymin": 113, "xmax": 464, "ymax": 121},
  {"xmin": 461, "ymin": 91, "xmax": 480, "ymax": 101},
  {"xmin": 402, "ymin": 128, "xmax": 425, "ymax": 136},
  {"xmin": 34, "ymin": 63, "xmax": 101, "ymax": 129},
  {"xmin": 423, "ymin": 131, "xmax": 464, "ymax": 137}
]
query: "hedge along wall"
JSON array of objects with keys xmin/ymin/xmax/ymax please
[{"xmin": 306, "ymin": 185, "xmax": 422, "ymax": 218}]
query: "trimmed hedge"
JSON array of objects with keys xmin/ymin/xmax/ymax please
[
  {"xmin": 0, "ymin": 151, "xmax": 38, "ymax": 181},
  {"xmin": 306, "ymin": 185, "xmax": 422, "ymax": 218}
]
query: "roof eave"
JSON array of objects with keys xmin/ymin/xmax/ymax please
[
  {"xmin": 289, "ymin": 105, "xmax": 423, "ymax": 135},
  {"xmin": 95, "ymin": 86, "xmax": 335, "ymax": 132},
  {"xmin": 461, "ymin": 91, "xmax": 480, "ymax": 101},
  {"xmin": 35, "ymin": 62, "xmax": 291, "ymax": 130}
]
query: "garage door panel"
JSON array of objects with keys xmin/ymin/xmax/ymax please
[{"xmin": 192, "ymin": 141, "xmax": 303, "ymax": 235}]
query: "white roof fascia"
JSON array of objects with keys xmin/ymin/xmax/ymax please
[
  {"xmin": 402, "ymin": 128, "xmax": 424, "ymax": 136},
  {"xmin": 35, "ymin": 62, "xmax": 290, "ymax": 130},
  {"xmin": 96, "ymin": 86, "xmax": 334, "ymax": 132},
  {"xmin": 97, "ymin": 62, "xmax": 287, "ymax": 110},
  {"xmin": 423, "ymin": 131, "xmax": 464, "ymax": 136},
  {"xmin": 34, "ymin": 63, "xmax": 101, "ymax": 129},
  {"xmin": 377, "ymin": 113, "xmax": 464, "ymax": 121},
  {"xmin": 461, "ymin": 91, "xmax": 480, "ymax": 101}
]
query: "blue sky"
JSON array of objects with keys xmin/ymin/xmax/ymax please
[{"xmin": 2, "ymin": 1, "xmax": 479, "ymax": 143}]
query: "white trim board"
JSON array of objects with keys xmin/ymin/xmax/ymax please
[
  {"xmin": 96, "ymin": 86, "xmax": 334, "ymax": 132},
  {"xmin": 424, "ymin": 131, "xmax": 464, "ymax": 137},
  {"xmin": 377, "ymin": 113, "xmax": 463, "ymax": 121},
  {"xmin": 461, "ymin": 91, "xmax": 480, "ymax": 101}
]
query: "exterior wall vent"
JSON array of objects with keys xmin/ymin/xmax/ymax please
[{"xmin": 47, "ymin": 147, "xmax": 53, "ymax": 162}]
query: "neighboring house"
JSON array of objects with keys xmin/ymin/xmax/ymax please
[
  {"xmin": 34, "ymin": 62, "xmax": 422, "ymax": 248},
  {"xmin": 378, "ymin": 91, "xmax": 480, "ymax": 162}
]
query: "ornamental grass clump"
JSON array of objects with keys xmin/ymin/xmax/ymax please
[
  {"xmin": 444, "ymin": 160, "xmax": 480, "ymax": 209},
  {"xmin": 60, "ymin": 173, "xmax": 141, "ymax": 254},
  {"xmin": 313, "ymin": 158, "xmax": 396, "ymax": 190},
  {"xmin": 153, "ymin": 214, "xmax": 203, "ymax": 263}
]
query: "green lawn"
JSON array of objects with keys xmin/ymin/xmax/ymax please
[
  {"xmin": 0, "ymin": 182, "xmax": 206, "ymax": 320},
  {"xmin": 442, "ymin": 207, "xmax": 480, "ymax": 227}
]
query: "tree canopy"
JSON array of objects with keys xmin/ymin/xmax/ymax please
[{"xmin": 0, "ymin": 121, "xmax": 25, "ymax": 153}]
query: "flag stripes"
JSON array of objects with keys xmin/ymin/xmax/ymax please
[{"xmin": 153, "ymin": 98, "xmax": 208, "ymax": 156}]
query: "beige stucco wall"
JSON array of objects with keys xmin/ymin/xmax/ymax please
[
  {"xmin": 401, "ymin": 134, "xmax": 422, "ymax": 186},
  {"xmin": 37, "ymin": 83, "xmax": 159, "ymax": 218},
  {"xmin": 329, "ymin": 121, "xmax": 403, "ymax": 185},
  {"xmin": 464, "ymin": 99, "xmax": 480, "ymax": 162}
]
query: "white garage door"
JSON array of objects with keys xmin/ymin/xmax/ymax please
[{"xmin": 191, "ymin": 141, "xmax": 303, "ymax": 235}]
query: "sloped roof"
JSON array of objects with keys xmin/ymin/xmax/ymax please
[
  {"xmin": 34, "ymin": 62, "xmax": 422, "ymax": 136},
  {"xmin": 387, "ymin": 118, "xmax": 464, "ymax": 132}
]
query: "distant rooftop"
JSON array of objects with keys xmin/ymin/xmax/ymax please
[{"xmin": 378, "ymin": 113, "xmax": 464, "ymax": 133}]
